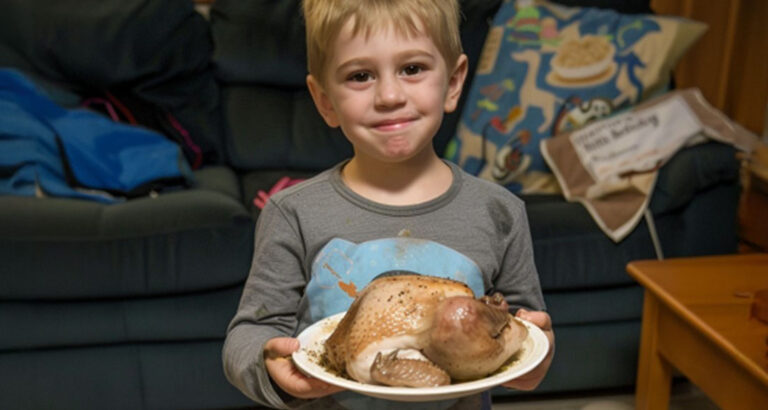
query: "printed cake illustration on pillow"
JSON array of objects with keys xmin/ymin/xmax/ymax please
[{"xmin": 445, "ymin": 0, "xmax": 706, "ymax": 193}]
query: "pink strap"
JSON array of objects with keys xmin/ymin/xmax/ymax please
[
  {"xmin": 253, "ymin": 176, "xmax": 306, "ymax": 209},
  {"xmin": 81, "ymin": 97, "xmax": 120, "ymax": 122},
  {"xmin": 166, "ymin": 113, "xmax": 203, "ymax": 170}
]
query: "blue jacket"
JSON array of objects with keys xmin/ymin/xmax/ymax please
[{"xmin": 0, "ymin": 69, "xmax": 193, "ymax": 203}]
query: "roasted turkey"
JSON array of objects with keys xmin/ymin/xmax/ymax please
[{"xmin": 324, "ymin": 274, "xmax": 528, "ymax": 387}]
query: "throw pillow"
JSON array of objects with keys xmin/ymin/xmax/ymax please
[{"xmin": 446, "ymin": 0, "xmax": 706, "ymax": 193}]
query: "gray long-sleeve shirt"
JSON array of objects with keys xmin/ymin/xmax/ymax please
[{"xmin": 222, "ymin": 160, "xmax": 545, "ymax": 409}]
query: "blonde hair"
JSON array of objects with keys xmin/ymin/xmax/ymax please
[{"xmin": 302, "ymin": 0, "xmax": 463, "ymax": 83}]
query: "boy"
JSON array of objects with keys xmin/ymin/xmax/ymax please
[{"xmin": 223, "ymin": 0, "xmax": 554, "ymax": 408}]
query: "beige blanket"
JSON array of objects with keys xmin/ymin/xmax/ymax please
[{"xmin": 540, "ymin": 88, "xmax": 759, "ymax": 242}]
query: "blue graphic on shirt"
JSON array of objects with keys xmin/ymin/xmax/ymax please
[{"xmin": 306, "ymin": 237, "xmax": 485, "ymax": 323}]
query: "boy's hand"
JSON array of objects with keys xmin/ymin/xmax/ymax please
[
  {"xmin": 264, "ymin": 337, "xmax": 345, "ymax": 399},
  {"xmin": 501, "ymin": 309, "xmax": 555, "ymax": 391}
]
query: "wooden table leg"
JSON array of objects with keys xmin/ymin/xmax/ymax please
[{"xmin": 635, "ymin": 290, "xmax": 673, "ymax": 410}]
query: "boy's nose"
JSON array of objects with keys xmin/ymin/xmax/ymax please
[{"xmin": 374, "ymin": 76, "xmax": 406, "ymax": 109}]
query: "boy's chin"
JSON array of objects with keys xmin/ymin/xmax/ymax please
[{"xmin": 375, "ymin": 149, "xmax": 436, "ymax": 165}]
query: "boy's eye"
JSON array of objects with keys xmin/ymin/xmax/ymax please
[
  {"xmin": 402, "ymin": 64, "xmax": 423, "ymax": 76},
  {"xmin": 348, "ymin": 72, "xmax": 372, "ymax": 82}
]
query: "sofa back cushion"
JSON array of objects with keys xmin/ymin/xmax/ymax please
[{"xmin": 0, "ymin": 0, "xmax": 226, "ymax": 166}]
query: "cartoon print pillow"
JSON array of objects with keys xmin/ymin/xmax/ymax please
[{"xmin": 445, "ymin": 0, "xmax": 706, "ymax": 193}]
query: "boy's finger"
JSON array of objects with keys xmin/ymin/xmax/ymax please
[
  {"xmin": 514, "ymin": 308, "xmax": 531, "ymax": 322},
  {"xmin": 295, "ymin": 378, "xmax": 345, "ymax": 398},
  {"xmin": 310, "ymin": 381, "xmax": 345, "ymax": 395},
  {"xmin": 264, "ymin": 337, "xmax": 300, "ymax": 358},
  {"xmin": 515, "ymin": 310, "xmax": 552, "ymax": 330},
  {"xmin": 274, "ymin": 364, "xmax": 345, "ymax": 399}
]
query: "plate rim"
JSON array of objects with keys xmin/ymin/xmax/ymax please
[{"xmin": 291, "ymin": 310, "xmax": 549, "ymax": 400}]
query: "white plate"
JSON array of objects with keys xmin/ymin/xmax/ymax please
[{"xmin": 292, "ymin": 311, "xmax": 549, "ymax": 402}]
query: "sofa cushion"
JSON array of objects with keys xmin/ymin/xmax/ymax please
[
  {"xmin": 525, "ymin": 193, "xmax": 657, "ymax": 289},
  {"xmin": 0, "ymin": 167, "xmax": 254, "ymax": 300},
  {"xmin": 193, "ymin": 165, "xmax": 243, "ymax": 201},
  {"xmin": 221, "ymin": 85, "xmax": 352, "ymax": 171},
  {"xmin": 0, "ymin": 342, "xmax": 252, "ymax": 410},
  {"xmin": 0, "ymin": 286, "xmax": 243, "ymax": 351},
  {"xmin": 210, "ymin": 0, "xmax": 308, "ymax": 87},
  {"xmin": 498, "ymin": 320, "xmax": 642, "ymax": 393},
  {"xmin": 544, "ymin": 285, "xmax": 643, "ymax": 326}
]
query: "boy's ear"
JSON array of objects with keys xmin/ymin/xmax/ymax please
[
  {"xmin": 444, "ymin": 54, "xmax": 469, "ymax": 114},
  {"xmin": 306, "ymin": 74, "xmax": 340, "ymax": 128}
]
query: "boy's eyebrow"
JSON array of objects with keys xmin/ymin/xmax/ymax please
[
  {"xmin": 336, "ymin": 58, "xmax": 372, "ymax": 74},
  {"xmin": 395, "ymin": 49, "xmax": 438, "ymax": 62},
  {"xmin": 335, "ymin": 49, "xmax": 437, "ymax": 74}
]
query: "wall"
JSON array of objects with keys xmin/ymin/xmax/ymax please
[{"xmin": 651, "ymin": 0, "xmax": 768, "ymax": 137}]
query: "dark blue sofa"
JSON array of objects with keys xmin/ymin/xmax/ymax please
[{"xmin": 0, "ymin": 0, "xmax": 740, "ymax": 408}]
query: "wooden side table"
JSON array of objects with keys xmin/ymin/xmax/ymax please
[{"xmin": 627, "ymin": 254, "xmax": 768, "ymax": 410}]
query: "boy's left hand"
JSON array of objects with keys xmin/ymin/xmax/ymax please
[{"xmin": 501, "ymin": 309, "xmax": 555, "ymax": 391}]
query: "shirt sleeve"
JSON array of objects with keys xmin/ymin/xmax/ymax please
[
  {"xmin": 221, "ymin": 198, "xmax": 310, "ymax": 409},
  {"xmin": 493, "ymin": 199, "xmax": 547, "ymax": 313}
]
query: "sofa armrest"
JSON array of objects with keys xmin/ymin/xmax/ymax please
[
  {"xmin": 193, "ymin": 165, "xmax": 242, "ymax": 201},
  {"xmin": 649, "ymin": 141, "xmax": 740, "ymax": 216}
]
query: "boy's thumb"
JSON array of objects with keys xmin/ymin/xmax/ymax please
[{"xmin": 264, "ymin": 337, "xmax": 300, "ymax": 358}]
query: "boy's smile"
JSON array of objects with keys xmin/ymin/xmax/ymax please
[
  {"xmin": 307, "ymin": 18, "xmax": 467, "ymax": 165},
  {"xmin": 372, "ymin": 117, "xmax": 416, "ymax": 132}
]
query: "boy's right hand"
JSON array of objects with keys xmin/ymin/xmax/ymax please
[{"xmin": 264, "ymin": 337, "xmax": 345, "ymax": 399}]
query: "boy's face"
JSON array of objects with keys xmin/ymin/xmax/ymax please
[{"xmin": 307, "ymin": 19, "xmax": 467, "ymax": 164}]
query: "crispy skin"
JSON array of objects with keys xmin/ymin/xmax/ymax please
[
  {"xmin": 324, "ymin": 274, "xmax": 527, "ymax": 385},
  {"xmin": 325, "ymin": 275, "xmax": 472, "ymax": 374}
]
